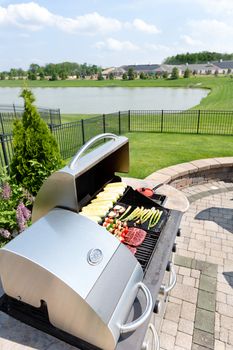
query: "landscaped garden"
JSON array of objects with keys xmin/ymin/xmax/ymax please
[
  {"xmin": 0, "ymin": 80, "xmax": 232, "ymax": 246},
  {"xmin": 0, "ymin": 89, "xmax": 62, "ymax": 247}
]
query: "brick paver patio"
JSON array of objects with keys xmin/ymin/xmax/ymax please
[
  {"xmin": 0, "ymin": 180, "xmax": 232, "ymax": 349},
  {"xmin": 160, "ymin": 180, "xmax": 233, "ymax": 350}
]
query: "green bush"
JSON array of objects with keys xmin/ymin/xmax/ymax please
[
  {"xmin": 0, "ymin": 168, "xmax": 34, "ymax": 247},
  {"xmin": 11, "ymin": 88, "xmax": 63, "ymax": 195},
  {"xmin": 170, "ymin": 67, "xmax": 179, "ymax": 80}
]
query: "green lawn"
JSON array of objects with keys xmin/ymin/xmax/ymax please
[
  {"xmin": 2, "ymin": 76, "xmax": 233, "ymax": 110},
  {"xmin": 61, "ymin": 113, "xmax": 99, "ymax": 123},
  {"xmin": 119, "ymin": 132, "xmax": 233, "ymax": 179}
]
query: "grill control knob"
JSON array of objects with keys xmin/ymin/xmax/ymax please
[
  {"xmin": 177, "ymin": 228, "xmax": 181, "ymax": 237},
  {"xmin": 153, "ymin": 300, "xmax": 161, "ymax": 314},
  {"xmin": 166, "ymin": 261, "xmax": 172, "ymax": 272},
  {"xmin": 172, "ymin": 243, "xmax": 177, "ymax": 253}
]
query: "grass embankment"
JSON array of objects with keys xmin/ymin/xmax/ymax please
[
  {"xmin": 1, "ymin": 76, "xmax": 233, "ymax": 110},
  {"xmin": 121, "ymin": 133, "xmax": 233, "ymax": 178}
]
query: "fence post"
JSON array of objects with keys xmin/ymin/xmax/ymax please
[
  {"xmin": 103, "ymin": 114, "xmax": 106, "ymax": 133},
  {"xmin": 81, "ymin": 119, "xmax": 85, "ymax": 145},
  {"xmin": 0, "ymin": 113, "xmax": 4, "ymax": 134},
  {"xmin": 49, "ymin": 109, "xmax": 53, "ymax": 126},
  {"xmin": 48, "ymin": 123, "xmax": 53, "ymax": 133},
  {"xmin": 58, "ymin": 109, "xmax": 62, "ymax": 125},
  {"xmin": 13, "ymin": 103, "xmax": 17, "ymax": 118},
  {"xmin": 197, "ymin": 110, "xmax": 201, "ymax": 134},
  {"xmin": 161, "ymin": 109, "xmax": 164, "ymax": 133},
  {"xmin": 0, "ymin": 134, "xmax": 9, "ymax": 169},
  {"xmin": 128, "ymin": 110, "xmax": 131, "ymax": 132},
  {"xmin": 118, "ymin": 111, "xmax": 121, "ymax": 135}
]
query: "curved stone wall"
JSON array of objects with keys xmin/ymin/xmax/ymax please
[{"xmin": 145, "ymin": 157, "xmax": 233, "ymax": 189}]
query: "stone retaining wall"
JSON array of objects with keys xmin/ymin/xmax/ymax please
[{"xmin": 146, "ymin": 157, "xmax": 233, "ymax": 189}]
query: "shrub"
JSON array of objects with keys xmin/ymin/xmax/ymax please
[
  {"xmin": 11, "ymin": 88, "xmax": 63, "ymax": 195},
  {"xmin": 170, "ymin": 67, "xmax": 179, "ymax": 80},
  {"xmin": 0, "ymin": 168, "xmax": 34, "ymax": 247},
  {"xmin": 183, "ymin": 68, "xmax": 191, "ymax": 78},
  {"xmin": 122, "ymin": 73, "xmax": 127, "ymax": 80}
]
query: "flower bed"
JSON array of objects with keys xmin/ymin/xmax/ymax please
[{"xmin": 0, "ymin": 168, "xmax": 34, "ymax": 247}]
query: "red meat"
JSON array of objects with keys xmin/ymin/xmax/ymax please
[{"xmin": 124, "ymin": 227, "xmax": 147, "ymax": 247}]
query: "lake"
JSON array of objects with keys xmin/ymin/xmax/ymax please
[{"xmin": 0, "ymin": 87, "xmax": 209, "ymax": 114}]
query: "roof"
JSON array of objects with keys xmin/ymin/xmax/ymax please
[
  {"xmin": 212, "ymin": 60, "xmax": 233, "ymax": 69},
  {"xmin": 179, "ymin": 63, "xmax": 218, "ymax": 71},
  {"xmin": 154, "ymin": 64, "xmax": 181, "ymax": 73},
  {"xmin": 121, "ymin": 64, "xmax": 160, "ymax": 72}
]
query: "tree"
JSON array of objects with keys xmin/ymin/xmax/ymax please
[
  {"xmin": 50, "ymin": 73, "xmax": 58, "ymax": 81},
  {"xmin": 10, "ymin": 89, "xmax": 63, "ymax": 195},
  {"xmin": 139, "ymin": 72, "xmax": 146, "ymax": 79},
  {"xmin": 97, "ymin": 72, "xmax": 104, "ymax": 80},
  {"xmin": 28, "ymin": 71, "xmax": 37, "ymax": 80},
  {"xmin": 192, "ymin": 69, "xmax": 198, "ymax": 76},
  {"xmin": 39, "ymin": 71, "xmax": 45, "ymax": 80},
  {"xmin": 29, "ymin": 63, "xmax": 40, "ymax": 74},
  {"xmin": 162, "ymin": 71, "xmax": 168, "ymax": 79},
  {"xmin": 170, "ymin": 67, "xmax": 179, "ymax": 79},
  {"xmin": 164, "ymin": 51, "xmax": 233, "ymax": 64},
  {"xmin": 59, "ymin": 71, "xmax": 68, "ymax": 80},
  {"xmin": 0, "ymin": 73, "xmax": 6, "ymax": 80},
  {"xmin": 122, "ymin": 73, "xmax": 127, "ymax": 80},
  {"xmin": 128, "ymin": 68, "xmax": 135, "ymax": 80},
  {"xmin": 183, "ymin": 68, "xmax": 191, "ymax": 78},
  {"xmin": 109, "ymin": 72, "xmax": 114, "ymax": 80}
]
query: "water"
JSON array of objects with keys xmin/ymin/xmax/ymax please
[{"xmin": 0, "ymin": 87, "xmax": 208, "ymax": 114}]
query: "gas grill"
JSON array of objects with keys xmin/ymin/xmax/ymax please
[{"xmin": 0, "ymin": 133, "xmax": 183, "ymax": 350}]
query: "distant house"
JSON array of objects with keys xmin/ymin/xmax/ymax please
[
  {"xmin": 154, "ymin": 64, "xmax": 182, "ymax": 75},
  {"xmin": 212, "ymin": 60, "xmax": 233, "ymax": 73},
  {"xmin": 102, "ymin": 67, "xmax": 126, "ymax": 79},
  {"xmin": 121, "ymin": 64, "xmax": 160, "ymax": 75},
  {"xmin": 180, "ymin": 63, "xmax": 218, "ymax": 75}
]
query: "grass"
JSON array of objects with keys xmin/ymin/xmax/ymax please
[
  {"xmin": 61, "ymin": 113, "xmax": 99, "ymax": 123},
  {"xmin": 1, "ymin": 76, "xmax": 233, "ymax": 110},
  {"xmin": 118, "ymin": 132, "xmax": 233, "ymax": 179}
]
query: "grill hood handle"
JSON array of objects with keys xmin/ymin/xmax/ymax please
[
  {"xmin": 120, "ymin": 282, "xmax": 153, "ymax": 334},
  {"xmin": 69, "ymin": 133, "xmax": 119, "ymax": 170}
]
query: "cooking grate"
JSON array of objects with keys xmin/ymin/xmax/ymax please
[
  {"xmin": 134, "ymin": 229, "xmax": 160, "ymax": 273},
  {"xmin": 113, "ymin": 186, "xmax": 168, "ymax": 272}
]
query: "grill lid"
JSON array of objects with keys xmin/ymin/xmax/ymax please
[
  {"xmin": 32, "ymin": 134, "xmax": 129, "ymax": 223},
  {"xmin": 2, "ymin": 208, "xmax": 121, "ymax": 299}
]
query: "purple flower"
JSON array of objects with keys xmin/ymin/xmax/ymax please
[
  {"xmin": 0, "ymin": 228, "xmax": 11, "ymax": 239},
  {"xmin": 1, "ymin": 182, "xmax": 12, "ymax": 200},
  {"xmin": 16, "ymin": 202, "xmax": 31, "ymax": 233}
]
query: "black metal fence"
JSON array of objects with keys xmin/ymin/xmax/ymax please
[
  {"xmin": 51, "ymin": 111, "xmax": 129, "ymax": 160},
  {"xmin": 0, "ymin": 109, "xmax": 232, "ymax": 169},
  {"xmin": 129, "ymin": 110, "xmax": 233, "ymax": 135},
  {"xmin": 0, "ymin": 104, "xmax": 61, "ymax": 134}
]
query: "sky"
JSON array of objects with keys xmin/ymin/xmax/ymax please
[{"xmin": 1, "ymin": 0, "xmax": 233, "ymax": 70}]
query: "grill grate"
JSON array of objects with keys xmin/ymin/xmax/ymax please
[
  {"xmin": 115, "ymin": 186, "xmax": 167, "ymax": 273},
  {"xmin": 133, "ymin": 230, "xmax": 160, "ymax": 272}
]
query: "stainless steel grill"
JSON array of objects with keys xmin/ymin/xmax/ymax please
[{"xmin": 0, "ymin": 133, "xmax": 183, "ymax": 350}]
